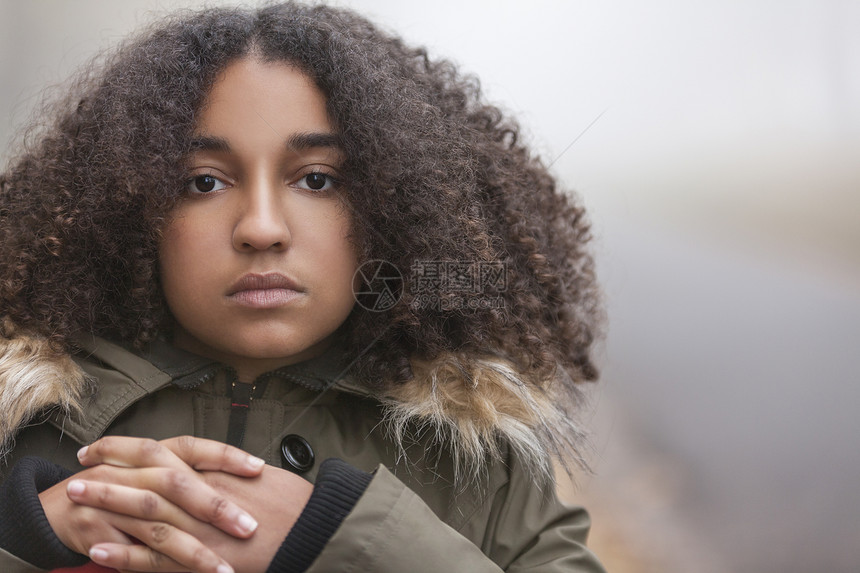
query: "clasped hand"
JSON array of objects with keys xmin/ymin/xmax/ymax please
[{"xmin": 38, "ymin": 435, "xmax": 313, "ymax": 573}]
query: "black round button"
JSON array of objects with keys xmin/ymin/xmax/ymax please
[{"xmin": 280, "ymin": 434, "xmax": 315, "ymax": 472}]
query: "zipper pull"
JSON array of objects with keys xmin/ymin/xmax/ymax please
[
  {"xmin": 231, "ymin": 380, "xmax": 254, "ymax": 408},
  {"xmin": 226, "ymin": 381, "xmax": 255, "ymax": 447}
]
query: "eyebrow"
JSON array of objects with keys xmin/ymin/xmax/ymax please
[
  {"xmin": 188, "ymin": 132, "xmax": 342, "ymax": 153},
  {"xmin": 287, "ymin": 132, "xmax": 342, "ymax": 151},
  {"xmin": 189, "ymin": 135, "xmax": 231, "ymax": 152}
]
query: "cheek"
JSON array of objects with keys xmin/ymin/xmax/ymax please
[
  {"xmin": 322, "ymin": 243, "xmax": 358, "ymax": 303},
  {"xmin": 309, "ymin": 210, "xmax": 358, "ymax": 277},
  {"xmin": 158, "ymin": 216, "xmax": 204, "ymax": 305},
  {"xmin": 322, "ymin": 227, "xmax": 360, "ymax": 310},
  {"xmin": 158, "ymin": 236, "xmax": 184, "ymax": 313},
  {"xmin": 157, "ymin": 222, "xmax": 179, "ymax": 285},
  {"xmin": 340, "ymin": 239, "xmax": 361, "ymax": 295},
  {"xmin": 159, "ymin": 208, "xmax": 218, "ymax": 268}
]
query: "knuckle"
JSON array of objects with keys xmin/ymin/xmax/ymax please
[
  {"xmin": 163, "ymin": 468, "xmax": 189, "ymax": 494},
  {"xmin": 149, "ymin": 522, "xmax": 172, "ymax": 545},
  {"xmin": 207, "ymin": 495, "xmax": 229, "ymax": 523},
  {"xmin": 138, "ymin": 438, "xmax": 162, "ymax": 459},
  {"xmin": 139, "ymin": 491, "xmax": 159, "ymax": 518},
  {"xmin": 76, "ymin": 517, "xmax": 96, "ymax": 534},
  {"xmin": 96, "ymin": 483, "xmax": 111, "ymax": 505},
  {"xmin": 118, "ymin": 548, "xmax": 133, "ymax": 570},
  {"xmin": 91, "ymin": 436, "xmax": 112, "ymax": 456}
]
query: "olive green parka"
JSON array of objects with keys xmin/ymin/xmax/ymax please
[{"xmin": 0, "ymin": 331, "xmax": 604, "ymax": 572}]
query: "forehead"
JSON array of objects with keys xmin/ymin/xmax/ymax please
[{"xmin": 194, "ymin": 57, "xmax": 333, "ymax": 141}]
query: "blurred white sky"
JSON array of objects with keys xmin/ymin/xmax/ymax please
[
  {"xmin": 4, "ymin": 0, "xmax": 860, "ymax": 161},
  {"xmin": 2, "ymin": 0, "xmax": 859, "ymax": 274},
  {"xmin": 2, "ymin": 2, "xmax": 859, "ymax": 570}
]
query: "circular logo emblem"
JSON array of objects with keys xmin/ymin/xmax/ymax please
[{"xmin": 352, "ymin": 260, "xmax": 403, "ymax": 312}]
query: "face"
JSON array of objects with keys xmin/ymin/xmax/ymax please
[{"xmin": 159, "ymin": 58, "xmax": 357, "ymax": 381}]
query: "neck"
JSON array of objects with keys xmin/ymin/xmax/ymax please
[{"xmin": 169, "ymin": 328, "xmax": 334, "ymax": 383}]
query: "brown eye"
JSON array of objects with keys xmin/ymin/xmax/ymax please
[
  {"xmin": 303, "ymin": 172, "xmax": 330, "ymax": 191},
  {"xmin": 187, "ymin": 174, "xmax": 227, "ymax": 194}
]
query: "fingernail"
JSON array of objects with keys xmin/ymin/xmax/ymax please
[
  {"xmin": 247, "ymin": 455, "xmax": 265, "ymax": 470},
  {"xmin": 237, "ymin": 513, "xmax": 258, "ymax": 534},
  {"xmin": 77, "ymin": 446, "xmax": 89, "ymax": 461},
  {"xmin": 89, "ymin": 547, "xmax": 109, "ymax": 561},
  {"xmin": 67, "ymin": 480, "xmax": 85, "ymax": 496},
  {"xmin": 217, "ymin": 564, "xmax": 234, "ymax": 573}
]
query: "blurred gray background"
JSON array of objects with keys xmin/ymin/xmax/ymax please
[{"xmin": 2, "ymin": 1, "xmax": 859, "ymax": 571}]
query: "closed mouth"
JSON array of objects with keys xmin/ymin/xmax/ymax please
[
  {"xmin": 227, "ymin": 272, "xmax": 302, "ymax": 296},
  {"xmin": 226, "ymin": 273, "xmax": 304, "ymax": 308}
]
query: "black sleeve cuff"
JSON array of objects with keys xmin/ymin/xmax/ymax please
[
  {"xmin": 266, "ymin": 458, "xmax": 373, "ymax": 573},
  {"xmin": 0, "ymin": 456, "xmax": 89, "ymax": 569}
]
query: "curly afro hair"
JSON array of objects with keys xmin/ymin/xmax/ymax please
[{"xmin": 0, "ymin": 2, "xmax": 602, "ymax": 394}]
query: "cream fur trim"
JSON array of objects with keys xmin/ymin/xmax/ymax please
[
  {"xmin": 0, "ymin": 323, "xmax": 89, "ymax": 457},
  {"xmin": 0, "ymin": 327, "xmax": 590, "ymax": 484},
  {"xmin": 384, "ymin": 354, "xmax": 590, "ymax": 485}
]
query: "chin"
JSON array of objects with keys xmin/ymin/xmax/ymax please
[{"xmin": 232, "ymin": 335, "xmax": 330, "ymax": 362}]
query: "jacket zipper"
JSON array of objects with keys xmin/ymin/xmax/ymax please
[{"xmin": 226, "ymin": 380, "xmax": 256, "ymax": 448}]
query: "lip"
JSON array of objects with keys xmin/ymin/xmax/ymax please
[{"xmin": 226, "ymin": 273, "xmax": 303, "ymax": 308}]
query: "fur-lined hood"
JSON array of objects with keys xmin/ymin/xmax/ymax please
[{"xmin": 0, "ymin": 327, "xmax": 589, "ymax": 483}]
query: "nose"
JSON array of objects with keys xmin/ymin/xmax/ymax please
[{"xmin": 232, "ymin": 179, "xmax": 291, "ymax": 252}]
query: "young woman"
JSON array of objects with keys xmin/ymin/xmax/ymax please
[{"xmin": 0, "ymin": 3, "xmax": 604, "ymax": 572}]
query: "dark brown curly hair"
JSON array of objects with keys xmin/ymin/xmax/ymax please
[{"xmin": 0, "ymin": 2, "xmax": 601, "ymax": 393}]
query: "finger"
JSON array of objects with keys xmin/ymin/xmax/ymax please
[
  {"xmin": 90, "ymin": 518, "xmax": 234, "ymax": 573},
  {"xmin": 89, "ymin": 543, "xmax": 231, "ymax": 573},
  {"xmin": 79, "ymin": 435, "xmax": 264, "ymax": 476},
  {"xmin": 161, "ymin": 435, "xmax": 265, "ymax": 476},
  {"xmin": 89, "ymin": 543, "xmax": 191, "ymax": 573},
  {"xmin": 72, "ymin": 465, "xmax": 258, "ymax": 538},
  {"xmin": 40, "ymin": 476, "xmax": 135, "ymax": 554},
  {"xmin": 79, "ymin": 513, "xmax": 136, "ymax": 547},
  {"xmin": 148, "ymin": 467, "xmax": 259, "ymax": 538},
  {"xmin": 67, "ymin": 479, "xmax": 196, "ymax": 532},
  {"xmin": 78, "ymin": 436, "xmax": 184, "ymax": 470},
  {"xmin": 66, "ymin": 509, "xmax": 135, "ymax": 553},
  {"xmin": 77, "ymin": 437, "xmax": 259, "ymax": 537}
]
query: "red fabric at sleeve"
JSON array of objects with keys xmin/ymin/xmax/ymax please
[{"xmin": 52, "ymin": 563, "xmax": 118, "ymax": 573}]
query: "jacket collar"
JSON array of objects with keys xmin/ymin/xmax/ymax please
[
  {"xmin": 1, "ymin": 328, "xmax": 584, "ymax": 484},
  {"xmin": 52, "ymin": 335, "xmax": 358, "ymax": 444}
]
